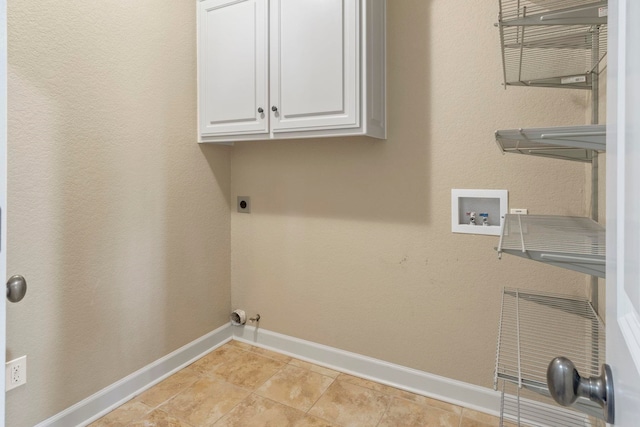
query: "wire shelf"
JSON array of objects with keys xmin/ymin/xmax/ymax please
[
  {"xmin": 494, "ymin": 287, "xmax": 605, "ymax": 391},
  {"xmin": 494, "ymin": 288, "xmax": 606, "ymax": 424},
  {"xmin": 497, "ymin": 1, "xmax": 607, "ymax": 89},
  {"xmin": 499, "ymin": 382, "xmax": 605, "ymax": 427},
  {"xmin": 499, "ymin": 1, "xmax": 608, "ymax": 25},
  {"xmin": 495, "ymin": 125, "xmax": 605, "ymax": 162},
  {"xmin": 497, "ymin": 215, "xmax": 605, "ymax": 278}
]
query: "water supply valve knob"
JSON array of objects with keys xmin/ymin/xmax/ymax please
[{"xmin": 466, "ymin": 211, "xmax": 477, "ymax": 225}]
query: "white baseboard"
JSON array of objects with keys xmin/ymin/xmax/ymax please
[
  {"xmin": 34, "ymin": 323, "xmax": 233, "ymax": 427},
  {"xmin": 35, "ymin": 323, "xmax": 501, "ymax": 426},
  {"xmin": 233, "ymin": 325, "xmax": 501, "ymax": 417}
]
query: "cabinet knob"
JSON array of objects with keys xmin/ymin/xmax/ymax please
[
  {"xmin": 271, "ymin": 106, "xmax": 278, "ymax": 112},
  {"xmin": 258, "ymin": 107, "xmax": 264, "ymax": 113}
]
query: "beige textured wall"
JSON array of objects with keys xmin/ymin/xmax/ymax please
[
  {"xmin": 7, "ymin": 1, "xmax": 231, "ymax": 426},
  {"xmin": 3, "ymin": 0, "xmax": 596, "ymax": 425},
  {"xmin": 231, "ymin": 0, "xmax": 591, "ymax": 388}
]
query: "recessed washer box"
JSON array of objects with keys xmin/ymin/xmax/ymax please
[{"xmin": 451, "ymin": 189, "xmax": 508, "ymax": 236}]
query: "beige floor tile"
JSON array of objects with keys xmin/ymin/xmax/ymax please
[
  {"xmin": 136, "ymin": 370, "xmax": 201, "ymax": 408},
  {"xmin": 378, "ymin": 397, "xmax": 461, "ymax": 427},
  {"xmin": 289, "ymin": 359, "xmax": 340, "ymax": 378},
  {"xmin": 255, "ymin": 364, "xmax": 335, "ymax": 411},
  {"xmin": 293, "ymin": 414, "xmax": 340, "ymax": 427},
  {"xmin": 204, "ymin": 349, "xmax": 286, "ymax": 389},
  {"xmin": 460, "ymin": 418, "xmax": 498, "ymax": 427},
  {"xmin": 88, "ymin": 400, "xmax": 152, "ymax": 426},
  {"xmin": 160, "ymin": 377, "xmax": 251, "ymax": 425},
  {"xmin": 461, "ymin": 408, "xmax": 500, "ymax": 427},
  {"xmin": 389, "ymin": 390, "xmax": 463, "ymax": 415},
  {"xmin": 213, "ymin": 394, "xmax": 305, "ymax": 427},
  {"xmin": 335, "ymin": 373, "xmax": 462, "ymax": 414},
  {"xmin": 129, "ymin": 408, "xmax": 193, "ymax": 427},
  {"xmin": 95, "ymin": 342, "xmax": 503, "ymax": 427},
  {"xmin": 188, "ymin": 345, "xmax": 246, "ymax": 377},
  {"xmin": 251, "ymin": 346, "xmax": 293, "ymax": 363},
  {"xmin": 225, "ymin": 340, "xmax": 254, "ymax": 351},
  {"xmin": 336, "ymin": 373, "xmax": 400, "ymax": 396},
  {"xmin": 308, "ymin": 379, "xmax": 391, "ymax": 427}
]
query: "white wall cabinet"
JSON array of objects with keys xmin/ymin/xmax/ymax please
[{"xmin": 198, "ymin": 0, "xmax": 386, "ymax": 143}]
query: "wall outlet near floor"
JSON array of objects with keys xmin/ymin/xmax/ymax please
[
  {"xmin": 6, "ymin": 355, "xmax": 27, "ymax": 391},
  {"xmin": 510, "ymin": 208, "xmax": 528, "ymax": 214}
]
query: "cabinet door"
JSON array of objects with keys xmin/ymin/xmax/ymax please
[
  {"xmin": 198, "ymin": 0, "xmax": 268, "ymax": 136},
  {"xmin": 270, "ymin": 0, "xmax": 360, "ymax": 132}
]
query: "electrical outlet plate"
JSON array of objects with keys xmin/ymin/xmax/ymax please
[
  {"xmin": 237, "ymin": 196, "xmax": 251, "ymax": 213},
  {"xmin": 510, "ymin": 208, "xmax": 528, "ymax": 214},
  {"xmin": 6, "ymin": 355, "xmax": 27, "ymax": 391}
]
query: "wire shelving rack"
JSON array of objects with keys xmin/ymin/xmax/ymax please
[{"xmin": 492, "ymin": 1, "xmax": 609, "ymax": 425}]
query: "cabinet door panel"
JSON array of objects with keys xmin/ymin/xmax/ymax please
[
  {"xmin": 199, "ymin": 0, "xmax": 268, "ymax": 136},
  {"xmin": 270, "ymin": 0, "xmax": 359, "ymax": 132}
]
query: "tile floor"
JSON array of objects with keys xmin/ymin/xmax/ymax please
[{"xmin": 90, "ymin": 340, "xmax": 504, "ymax": 427}]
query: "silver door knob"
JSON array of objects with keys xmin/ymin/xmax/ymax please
[
  {"xmin": 258, "ymin": 107, "xmax": 264, "ymax": 113},
  {"xmin": 547, "ymin": 357, "xmax": 614, "ymax": 423},
  {"xmin": 6, "ymin": 275, "xmax": 27, "ymax": 303},
  {"xmin": 271, "ymin": 106, "xmax": 278, "ymax": 112}
]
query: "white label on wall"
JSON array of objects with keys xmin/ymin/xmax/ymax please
[
  {"xmin": 599, "ymin": 7, "xmax": 608, "ymax": 17},
  {"xmin": 561, "ymin": 75, "xmax": 587, "ymax": 85}
]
